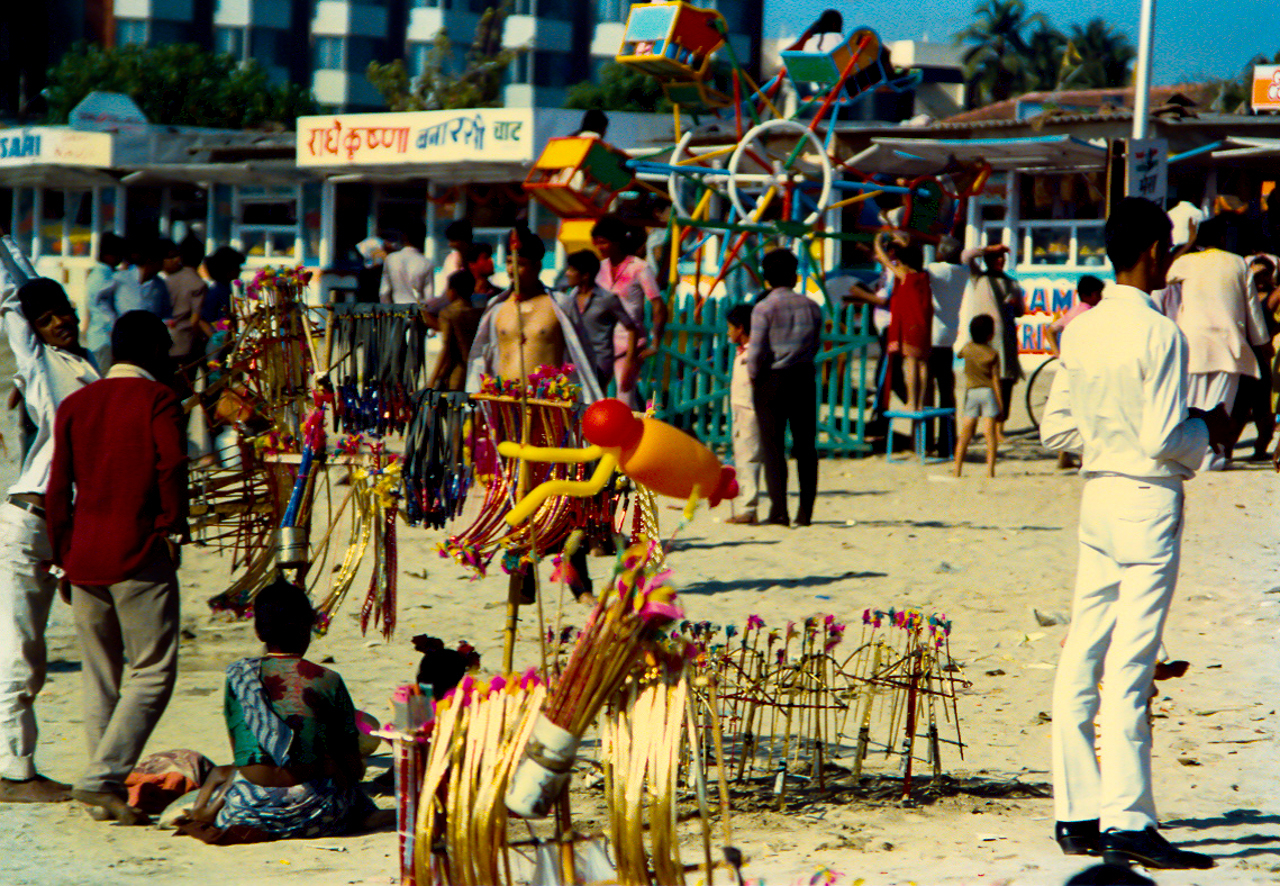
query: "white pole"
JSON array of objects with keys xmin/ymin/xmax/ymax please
[{"xmin": 1132, "ymin": 0, "xmax": 1156, "ymax": 140}]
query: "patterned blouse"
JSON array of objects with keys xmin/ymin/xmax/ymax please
[{"xmin": 224, "ymin": 655, "xmax": 360, "ymax": 769}]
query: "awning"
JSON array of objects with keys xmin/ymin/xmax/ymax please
[
  {"xmin": 325, "ymin": 162, "xmax": 535, "ymax": 185},
  {"xmin": 847, "ymin": 134, "xmax": 1108, "ymax": 175},
  {"xmin": 121, "ymin": 162, "xmax": 311, "ymax": 187},
  {"xmin": 1193, "ymin": 137, "xmax": 1280, "ymax": 161},
  {"xmin": 0, "ymin": 164, "xmax": 121, "ymax": 189}
]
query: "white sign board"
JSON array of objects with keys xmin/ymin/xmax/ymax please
[
  {"xmin": 1251, "ymin": 65, "xmax": 1280, "ymax": 112},
  {"xmin": 1125, "ymin": 138, "xmax": 1167, "ymax": 205},
  {"xmin": 0, "ymin": 128, "xmax": 115, "ymax": 168},
  {"xmin": 296, "ymin": 109, "xmax": 537, "ymax": 167}
]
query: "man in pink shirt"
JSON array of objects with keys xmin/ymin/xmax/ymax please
[{"xmin": 591, "ymin": 215, "xmax": 668, "ymax": 408}]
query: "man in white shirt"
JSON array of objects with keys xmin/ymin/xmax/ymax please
[
  {"xmin": 379, "ymin": 228, "xmax": 434, "ymax": 307},
  {"xmin": 924, "ymin": 237, "xmax": 967, "ymax": 455},
  {"xmin": 1166, "ymin": 216, "xmax": 1271, "ymax": 469},
  {"xmin": 1040, "ymin": 198, "xmax": 1226, "ymax": 870},
  {"xmin": 0, "ymin": 239, "xmax": 100, "ymax": 803}
]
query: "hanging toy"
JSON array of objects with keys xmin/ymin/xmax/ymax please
[{"xmin": 497, "ymin": 397, "xmax": 738, "ymax": 525}]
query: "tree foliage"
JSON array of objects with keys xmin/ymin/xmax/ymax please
[
  {"xmin": 367, "ymin": 4, "xmax": 521, "ymax": 111},
  {"xmin": 563, "ymin": 61, "xmax": 671, "ymax": 113},
  {"xmin": 43, "ymin": 43, "xmax": 316, "ymax": 129},
  {"xmin": 955, "ymin": 2, "xmax": 1136, "ymax": 107},
  {"xmin": 1209, "ymin": 50, "xmax": 1280, "ymax": 113}
]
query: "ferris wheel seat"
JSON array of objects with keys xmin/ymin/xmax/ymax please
[
  {"xmin": 616, "ymin": 1, "xmax": 726, "ymax": 82},
  {"xmin": 524, "ymin": 136, "xmax": 635, "ymax": 220},
  {"xmin": 780, "ymin": 27, "xmax": 887, "ymax": 97}
]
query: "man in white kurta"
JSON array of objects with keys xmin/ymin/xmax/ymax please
[
  {"xmin": 1040, "ymin": 198, "xmax": 1221, "ymax": 870},
  {"xmin": 1167, "ymin": 233, "xmax": 1270, "ymax": 469}
]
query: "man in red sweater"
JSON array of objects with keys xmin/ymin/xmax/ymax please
[{"xmin": 47, "ymin": 310, "xmax": 187, "ymax": 825}]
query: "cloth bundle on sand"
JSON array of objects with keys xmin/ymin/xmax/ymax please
[{"xmin": 125, "ymin": 750, "xmax": 215, "ymax": 813}]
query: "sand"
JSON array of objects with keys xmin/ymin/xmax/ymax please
[{"xmin": 0, "ymin": 366, "xmax": 1278, "ymax": 886}]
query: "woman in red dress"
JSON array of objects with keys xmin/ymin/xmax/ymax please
[{"xmin": 876, "ymin": 234, "xmax": 933, "ymax": 411}]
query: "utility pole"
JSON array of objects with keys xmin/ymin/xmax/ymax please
[{"xmin": 1131, "ymin": 0, "xmax": 1156, "ymax": 139}]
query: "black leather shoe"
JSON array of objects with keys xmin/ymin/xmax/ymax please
[
  {"xmin": 1100, "ymin": 827, "xmax": 1215, "ymax": 870},
  {"xmin": 1056, "ymin": 819, "xmax": 1100, "ymax": 855}
]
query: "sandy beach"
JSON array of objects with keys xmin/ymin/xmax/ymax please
[{"xmin": 1, "ymin": 355, "xmax": 1278, "ymax": 886}]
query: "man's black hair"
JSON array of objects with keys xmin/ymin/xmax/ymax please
[
  {"xmin": 17, "ymin": 278, "xmax": 73, "ymax": 325},
  {"xmin": 577, "ymin": 109, "xmax": 609, "ymax": 138},
  {"xmin": 446, "ymin": 269, "xmax": 475, "ymax": 301},
  {"xmin": 761, "ymin": 248, "xmax": 799, "ymax": 288},
  {"xmin": 591, "ymin": 214, "xmax": 628, "ymax": 246},
  {"xmin": 137, "ymin": 238, "xmax": 168, "ymax": 266},
  {"xmin": 968, "ymin": 313, "xmax": 995, "ymax": 344},
  {"xmin": 1077, "ymin": 274, "xmax": 1105, "ymax": 296},
  {"xmin": 99, "ymin": 232, "xmax": 127, "ymax": 264},
  {"xmin": 1105, "ymin": 197, "xmax": 1172, "ymax": 272},
  {"xmin": 1193, "ymin": 214, "xmax": 1228, "ymax": 250},
  {"xmin": 464, "ymin": 241, "xmax": 493, "ymax": 264},
  {"xmin": 566, "ymin": 249, "xmax": 601, "ymax": 280},
  {"xmin": 890, "ymin": 240, "xmax": 924, "ymax": 272},
  {"xmin": 111, "ymin": 310, "xmax": 172, "ymax": 378},
  {"xmin": 253, "ymin": 576, "xmax": 315, "ymax": 654},
  {"xmin": 206, "ymin": 246, "xmax": 245, "ymax": 283},
  {"xmin": 444, "ymin": 219, "xmax": 472, "ymax": 243},
  {"xmin": 510, "ymin": 224, "xmax": 545, "ymax": 262},
  {"xmin": 179, "ymin": 234, "xmax": 205, "ymax": 269},
  {"xmin": 726, "ymin": 303, "xmax": 753, "ymax": 330}
]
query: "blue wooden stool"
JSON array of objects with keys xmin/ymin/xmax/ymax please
[{"xmin": 882, "ymin": 406, "xmax": 955, "ymax": 463}]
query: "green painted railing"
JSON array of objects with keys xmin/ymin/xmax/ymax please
[{"xmin": 638, "ymin": 296, "xmax": 877, "ymax": 456}]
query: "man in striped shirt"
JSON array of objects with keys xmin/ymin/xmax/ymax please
[{"xmin": 748, "ymin": 249, "xmax": 823, "ymax": 527}]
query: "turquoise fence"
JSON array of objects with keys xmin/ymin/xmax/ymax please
[{"xmin": 639, "ymin": 296, "xmax": 877, "ymax": 457}]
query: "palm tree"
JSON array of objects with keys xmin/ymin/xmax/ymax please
[
  {"xmin": 1024, "ymin": 23, "xmax": 1067, "ymax": 92},
  {"xmin": 955, "ymin": 0, "xmax": 1047, "ymax": 105},
  {"xmin": 1061, "ymin": 19, "xmax": 1135, "ymax": 89}
]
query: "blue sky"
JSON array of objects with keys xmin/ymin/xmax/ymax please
[{"xmin": 764, "ymin": 0, "xmax": 1280, "ymax": 85}]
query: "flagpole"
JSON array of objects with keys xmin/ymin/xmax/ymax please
[{"xmin": 1132, "ymin": 0, "xmax": 1156, "ymax": 139}]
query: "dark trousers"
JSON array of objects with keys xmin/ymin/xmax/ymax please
[
  {"xmin": 925, "ymin": 346, "xmax": 956, "ymax": 456},
  {"xmin": 753, "ymin": 364, "xmax": 817, "ymax": 524}
]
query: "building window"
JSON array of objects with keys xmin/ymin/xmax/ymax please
[
  {"xmin": 413, "ymin": 0, "xmax": 450, "ymax": 7},
  {"xmin": 250, "ymin": 27, "xmax": 292, "ymax": 68},
  {"xmin": 536, "ymin": 0, "xmax": 575, "ymax": 18},
  {"xmin": 215, "ymin": 26, "xmax": 245, "ymax": 59},
  {"xmin": 533, "ymin": 50, "xmax": 574, "ymax": 88},
  {"xmin": 594, "ymin": 0, "xmax": 626, "ymax": 22},
  {"xmin": 507, "ymin": 52, "xmax": 530, "ymax": 85},
  {"xmin": 314, "ymin": 36, "xmax": 345, "ymax": 71},
  {"xmin": 347, "ymin": 37, "xmax": 381, "ymax": 71},
  {"xmin": 116, "ymin": 19, "xmax": 148, "ymax": 46},
  {"xmin": 408, "ymin": 41, "xmax": 433, "ymax": 77},
  {"xmin": 237, "ymin": 187, "xmax": 300, "ymax": 261}
]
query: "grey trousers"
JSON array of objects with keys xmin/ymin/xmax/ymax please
[{"xmin": 72, "ymin": 558, "xmax": 179, "ymax": 794}]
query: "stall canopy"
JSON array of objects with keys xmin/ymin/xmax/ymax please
[
  {"xmin": 1169, "ymin": 137, "xmax": 1280, "ymax": 163},
  {"xmin": 121, "ymin": 162, "xmax": 311, "ymax": 187},
  {"xmin": 848, "ymin": 134, "xmax": 1108, "ymax": 175}
]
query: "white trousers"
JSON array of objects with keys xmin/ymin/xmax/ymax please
[
  {"xmin": 1187, "ymin": 371, "xmax": 1240, "ymax": 471},
  {"xmin": 0, "ymin": 504, "xmax": 57, "ymax": 780},
  {"xmin": 731, "ymin": 405, "xmax": 762, "ymax": 513},
  {"xmin": 1052, "ymin": 474, "xmax": 1183, "ymax": 832}
]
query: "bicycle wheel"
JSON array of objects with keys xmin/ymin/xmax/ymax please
[{"xmin": 1025, "ymin": 356, "xmax": 1058, "ymax": 431}]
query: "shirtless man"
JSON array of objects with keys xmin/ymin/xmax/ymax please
[
  {"xmin": 492, "ymin": 252, "xmax": 568, "ymax": 382},
  {"xmin": 465, "ymin": 229, "xmax": 602, "ymax": 401},
  {"xmin": 464, "ymin": 229, "xmax": 603, "ymax": 603}
]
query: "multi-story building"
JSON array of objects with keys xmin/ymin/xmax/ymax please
[{"xmin": 14, "ymin": 0, "xmax": 764, "ymax": 114}]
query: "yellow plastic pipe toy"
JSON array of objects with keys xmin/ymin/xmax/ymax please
[{"xmin": 497, "ymin": 398, "xmax": 738, "ymax": 525}]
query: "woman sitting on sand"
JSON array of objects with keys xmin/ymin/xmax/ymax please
[{"xmin": 188, "ymin": 578, "xmax": 385, "ymax": 840}]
